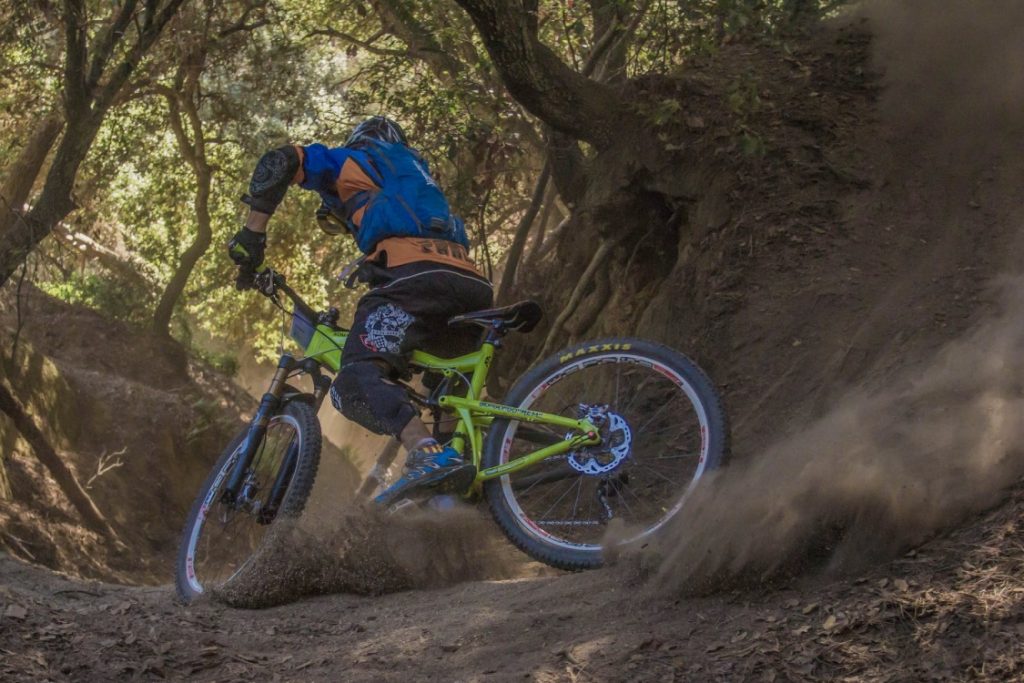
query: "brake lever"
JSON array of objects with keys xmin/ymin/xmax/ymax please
[{"xmin": 253, "ymin": 267, "xmax": 277, "ymax": 297}]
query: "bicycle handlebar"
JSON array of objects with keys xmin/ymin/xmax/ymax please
[
  {"xmin": 249, "ymin": 267, "xmax": 315, "ymax": 320},
  {"xmin": 249, "ymin": 265, "xmax": 343, "ymax": 331}
]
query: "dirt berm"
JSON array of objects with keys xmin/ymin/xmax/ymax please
[{"xmin": 5, "ymin": 2, "xmax": 1024, "ymax": 680}]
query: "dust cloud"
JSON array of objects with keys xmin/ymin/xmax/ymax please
[
  {"xmin": 213, "ymin": 504, "xmax": 525, "ymax": 608},
  {"xmin": 646, "ymin": 0, "xmax": 1024, "ymax": 592},
  {"xmin": 647, "ymin": 276, "xmax": 1024, "ymax": 592}
]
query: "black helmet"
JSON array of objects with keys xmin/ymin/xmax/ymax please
[{"xmin": 345, "ymin": 116, "xmax": 408, "ymax": 147}]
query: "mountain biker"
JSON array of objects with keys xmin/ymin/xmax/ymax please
[{"xmin": 227, "ymin": 116, "xmax": 491, "ymax": 506}]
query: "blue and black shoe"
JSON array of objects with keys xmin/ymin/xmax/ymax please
[{"xmin": 374, "ymin": 442, "xmax": 476, "ymax": 507}]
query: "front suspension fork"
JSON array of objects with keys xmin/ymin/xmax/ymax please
[
  {"xmin": 259, "ymin": 439, "xmax": 299, "ymax": 524},
  {"xmin": 222, "ymin": 354, "xmax": 295, "ymax": 505}
]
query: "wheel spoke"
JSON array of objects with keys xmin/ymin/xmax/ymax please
[
  {"xmin": 633, "ymin": 463, "xmax": 681, "ymax": 487},
  {"xmin": 635, "ymin": 394, "xmax": 682, "ymax": 435},
  {"xmin": 538, "ymin": 476, "xmax": 584, "ymax": 521},
  {"xmin": 571, "ymin": 476, "xmax": 584, "ymax": 520}
]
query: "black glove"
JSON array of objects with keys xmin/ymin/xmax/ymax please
[
  {"xmin": 228, "ymin": 227, "xmax": 266, "ymax": 291},
  {"xmin": 227, "ymin": 227, "xmax": 266, "ymax": 268}
]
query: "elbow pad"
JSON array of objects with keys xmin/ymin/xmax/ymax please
[{"xmin": 242, "ymin": 145, "xmax": 301, "ymax": 215}]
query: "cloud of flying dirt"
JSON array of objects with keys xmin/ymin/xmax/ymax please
[
  {"xmin": 645, "ymin": 276, "xmax": 1024, "ymax": 593},
  {"xmin": 866, "ymin": 0, "xmax": 1024, "ymax": 163},
  {"xmin": 637, "ymin": 1, "xmax": 1024, "ymax": 591},
  {"xmin": 213, "ymin": 504, "xmax": 528, "ymax": 609}
]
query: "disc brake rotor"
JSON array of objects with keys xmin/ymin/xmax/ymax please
[{"xmin": 568, "ymin": 406, "xmax": 632, "ymax": 475}]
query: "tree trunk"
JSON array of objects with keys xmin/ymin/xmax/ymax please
[
  {"xmin": 152, "ymin": 55, "xmax": 214, "ymax": 336},
  {"xmin": 0, "ymin": 0, "xmax": 187, "ymax": 288},
  {"xmin": 0, "ymin": 107, "xmax": 103, "ymax": 286},
  {"xmin": 0, "ymin": 112, "xmax": 65, "ymax": 239},
  {"xmin": 453, "ymin": 0, "xmax": 629, "ymax": 149},
  {"xmin": 152, "ymin": 162, "xmax": 212, "ymax": 335},
  {"xmin": 590, "ymin": 0, "xmax": 631, "ymax": 83},
  {"xmin": 496, "ymin": 163, "xmax": 549, "ymax": 304},
  {"xmin": 0, "ymin": 379, "xmax": 121, "ymax": 542}
]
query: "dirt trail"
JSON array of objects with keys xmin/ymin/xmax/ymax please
[
  {"xmin": 5, "ymin": 483, "xmax": 1024, "ymax": 681},
  {"xmin": 6, "ymin": 2, "xmax": 1024, "ymax": 681}
]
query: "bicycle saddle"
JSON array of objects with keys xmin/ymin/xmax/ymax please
[{"xmin": 448, "ymin": 300, "xmax": 543, "ymax": 333}]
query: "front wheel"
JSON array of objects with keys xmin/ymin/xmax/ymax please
[
  {"xmin": 175, "ymin": 399, "xmax": 321, "ymax": 603},
  {"xmin": 482, "ymin": 338, "xmax": 729, "ymax": 571}
]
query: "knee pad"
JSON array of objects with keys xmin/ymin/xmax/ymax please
[{"xmin": 331, "ymin": 361, "xmax": 417, "ymax": 437}]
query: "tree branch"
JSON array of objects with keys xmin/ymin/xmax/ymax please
[
  {"xmin": 590, "ymin": 0, "xmax": 652, "ymax": 82},
  {"xmin": 85, "ymin": 0, "xmax": 140, "ymax": 92},
  {"xmin": 51, "ymin": 225, "xmax": 152, "ymax": 287},
  {"xmin": 154, "ymin": 84, "xmax": 198, "ymax": 168},
  {"xmin": 216, "ymin": 0, "xmax": 271, "ymax": 37},
  {"xmin": 374, "ymin": 0, "xmax": 464, "ymax": 77},
  {"xmin": 61, "ymin": 0, "xmax": 89, "ymax": 112},
  {"xmin": 452, "ymin": 0, "xmax": 628, "ymax": 149},
  {"xmin": 308, "ymin": 27, "xmax": 408, "ymax": 58},
  {"xmin": 93, "ymin": 0, "xmax": 188, "ymax": 113}
]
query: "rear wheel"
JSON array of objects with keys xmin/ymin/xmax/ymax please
[
  {"xmin": 175, "ymin": 400, "xmax": 321, "ymax": 603},
  {"xmin": 482, "ymin": 338, "xmax": 728, "ymax": 570}
]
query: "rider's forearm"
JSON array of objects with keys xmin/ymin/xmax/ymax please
[{"xmin": 245, "ymin": 210, "xmax": 271, "ymax": 234}]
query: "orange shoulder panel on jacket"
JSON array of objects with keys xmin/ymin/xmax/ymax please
[
  {"xmin": 351, "ymin": 205, "xmax": 366, "ymax": 228},
  {"xmin": 291, "ymin": 146, "xmax": 305, "ymax": 185},
  {"xmin": 337, "ymin": 158, "xmax": 378, "ymax": 201}
]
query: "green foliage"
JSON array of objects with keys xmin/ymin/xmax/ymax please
[
  {"xmin": 637, "ymin": 98, "xmax": 684, "ymax": 127},
  {"xmin": 0, "ymin": 3, "xmax": 61, "ymax": 168},
  {"xmin": 4, "ymin": 0, "xmax": 848, "ymax": 373},
  {"xmin": 38, "ymin": 273, "xmax": 153, "ymax": 324},
  {"xmin": 629, "ymin": 0, "xmax": 848, "ymax": 72},
  {"xmin": 195, "ymin": 349, "xmax": 239, "ymax": 378}
]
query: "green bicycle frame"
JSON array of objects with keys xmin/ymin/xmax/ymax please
[{"xmin": 296, "ymin": 320, "xmax": 600, "ymax": 486}]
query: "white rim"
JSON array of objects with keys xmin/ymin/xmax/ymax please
[
  {"xmin": 184, "ymin": 414, "xmax": 301, "ymax": 595},
  {"xmin": 498, "ymin": 353, "xmax": 711, "ymax": 553}
]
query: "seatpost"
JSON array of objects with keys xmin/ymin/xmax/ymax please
[{"xmin": 483, "ymin": 320, "xmax": 506, "ymax": 347}]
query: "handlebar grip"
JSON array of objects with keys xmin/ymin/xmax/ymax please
[
  {"xmin": 229, "ymin": 242, "xmax": 268, "ymax": 273},
  {"xmin": 229, "ymin": 242, "xmax": 250, "ymax": 265}
]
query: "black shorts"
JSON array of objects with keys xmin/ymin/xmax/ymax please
[{"xmin": 342, "ymin": 261, "xmax": 494, "ymax": 375}]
